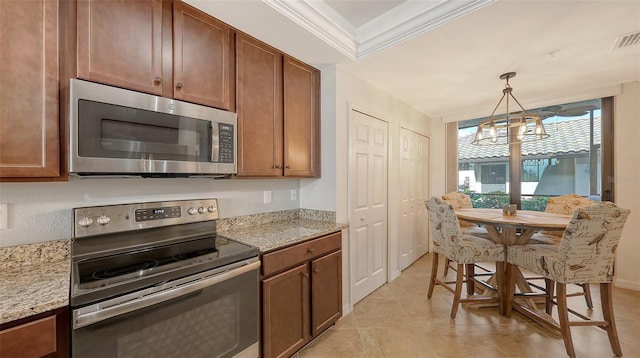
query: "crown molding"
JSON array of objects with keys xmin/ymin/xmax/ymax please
[
  {"xmin": 263, "ymin": 0, "xmax": 357, "ymax": 59},
  {"xmin": 357, "ymin": 0, "xmax": 494, "ymax": 59},
  {"xmin": 263, "ymin": 0, "xmax": 494, "ymax": 61}
]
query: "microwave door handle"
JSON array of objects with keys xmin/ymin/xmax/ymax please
[{"xmin": 211, "ymin": 123, "xmax": 219, "ymax": 162}]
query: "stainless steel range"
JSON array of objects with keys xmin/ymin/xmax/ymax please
[{"xmin": 70, "ymin": 199, "xmax": 259, "ymax": 358}]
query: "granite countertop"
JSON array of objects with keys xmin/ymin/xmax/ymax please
[
  {"xmin": 0, "ymin": 209, "xmax": 346, "ymax": 325},
  {"xmin": 219, "ymin": 218, "xmax": 347, "ymax": 253},
  {"xmin": 0, "ymin": 259, "xmax": 70, "ymax": 325}
]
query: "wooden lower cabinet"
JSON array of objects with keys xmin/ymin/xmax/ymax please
[
  {"xmin": 0, "ymin": 307, "xmax": 69, "ymax": 358},
  {"xmin": 310, "ymin": 250, "xmax": 342, "ymax": 336},
  {"xmin": 262, "ymin": 264, "xmax": 310, "ymax": 358},
  {"xmin": 261, "ymin": 232, "xmax": 342, "ymax": 358}
]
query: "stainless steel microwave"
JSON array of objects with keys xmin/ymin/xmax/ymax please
[{"xmin": 68, "ymin": 79, "xmax": 236, "ymax": 177}]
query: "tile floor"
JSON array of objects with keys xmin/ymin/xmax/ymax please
[{"xmin": 296, "ymin": 253, "xmax": 640, "ymax": 357}]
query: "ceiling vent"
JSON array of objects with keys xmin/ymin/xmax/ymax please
[{"xmin": 612, "ymin": 30, "xmax": 640, "ymax": 51}]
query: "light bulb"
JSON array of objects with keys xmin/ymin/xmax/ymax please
[
  {"xmin": 535, "ymin": 121, "xmax": 543, "ymax": 135},
  {"xmin": 517, "ymin": 120, "xmax": 526, "ymax": 140},
  {"xmin": 489, "ymin": 122, "xmax": 496, "ymax": 137}
]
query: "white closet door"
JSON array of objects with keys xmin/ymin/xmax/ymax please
[
  {"xmin": 399, "ymin": 128, "xmax": 429, "ymax": 270},
  {"xmin": 349, "ymin": 109, "xmax": 388, "ymax": 304}
]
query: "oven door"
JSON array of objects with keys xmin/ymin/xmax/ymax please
[
  {"xmin": 68, "ymin": 78, "xmax": 236, "ymax": 176},
  {"xmin": 71, "ymin": 260, "xmax": 259, "ymax": 358}
]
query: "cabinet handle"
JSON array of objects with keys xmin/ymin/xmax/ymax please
[
  {"xmin": 313, "ymin": 268, "xmax": 320, "ymax": 274},
  {"xmin": 307, "ymin": 248, "xmax": 315, "ymax": 254},
  {"xmin": 285, "ymin": 165, "xmax": 290, "ymax": 169},
  {"xmin": 176, "ymin": 82, "xmax": 184, "ymax": 89},
  {"xmin": 274, "ymin": 164, "xmax": 282, "ymax": 169},
  {"xmin": 154, "ymin": 76, "xmax": 162, "ymax": 84}
]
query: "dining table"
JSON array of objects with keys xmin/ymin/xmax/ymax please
[{"xmin": 454, "ymin": 207, "xmax": 572, "ymax": 320}]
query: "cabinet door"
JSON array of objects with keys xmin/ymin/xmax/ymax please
[
  {"xmin": 311, "ymin": 250, "xmax": 342, "ymax": 336},
  {"xmin": 283, "ymin": 56, "xmax": 320, "ymax": 177},
  {"xmin": 236, "ymin": 33, "xmax": 283, "ymax": 177},
  {"xmin": 77, "ymin": 0, "xmax": 163, "ymax": 95},
  {"xmin": 262, "ymin": 263, "xmax": 309, "ymax": 358},
  {"xmin": 173, "ymin": 1, "xmax": 231, "ymax": 109},
  {"xmin": 0, "ymin": 0, "xmax": 60, "ymax": 178}
]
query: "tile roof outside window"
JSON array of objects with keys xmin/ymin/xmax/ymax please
[{"xmin": 458, "ymin": 117, "xmax": 601, "ymax": 161}]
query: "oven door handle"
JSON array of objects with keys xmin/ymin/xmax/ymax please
[{"xmin": 73, "ymin": 259, "xmax": 260, "ymax": 329}]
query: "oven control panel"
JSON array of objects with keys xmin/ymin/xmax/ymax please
[
  {"xmin": 135, "ymin": 206, "xmax": 181, "ymax": 222},
  {"xmin": 73, "ymin": 199, "xmax": 219, "ymax": 238}
]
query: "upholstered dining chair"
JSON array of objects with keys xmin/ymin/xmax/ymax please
[
  {"xmin": 441, "ymin": 191, "xmax": 489, "ymax": 237},
  {"xmin": 505, "ymin": 201, "xmax": 630, "ymax": 358},
  {"xmin": 530, "ymin": 194, "xmax": 596, "ymax": 308},
  {"xmin": 425, "ymin": 197, "xmax": 505, "ymax": 319},
  {"xmin": 441, "ymin": 192, "xmax": 494, "ymax": 292}
]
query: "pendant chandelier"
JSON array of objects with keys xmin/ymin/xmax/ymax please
[{"xmin": 472, "ymin": 72, "xmax": 550, "ymax": 145}]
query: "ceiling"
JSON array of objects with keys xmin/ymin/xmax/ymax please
[{"xmin": 187, "ymin": 0, "xmax": 640, "ymax": 122}]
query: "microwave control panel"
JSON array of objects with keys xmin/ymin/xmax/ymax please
[{"xmin": 218, "ymin": 123, "xmax": 234, "ymax": 163}]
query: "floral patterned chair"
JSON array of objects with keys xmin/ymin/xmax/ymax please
[
  {"xmin": 441, "ymin": 191, "xmax": 488, "ymax": 236},
  {"xmin": 441, "ymin": 192, "xmax": 493, "ymax": 287},
  {"xmin": 505, "ymin": 201, "xmax": 630, "ymax": 358},
  {"xmin": 425, "ymin": 197, "xmax": 505, "ymax": 318},
  {"xmin": 530, "ymin": 194, "xmax": 596, "ymax": 308}
]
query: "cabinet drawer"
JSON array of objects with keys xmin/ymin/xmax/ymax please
[
  {"xmin": 0, "ymin": 316, "xmax": 56, "ymax": 358},
  {"xmin": 262, "ymin": 232, "xmax": 341, "ymax": 277}
]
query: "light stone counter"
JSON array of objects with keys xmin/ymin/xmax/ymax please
[
  {"xmin": 219, "ymin": 218, "xmax": 347, "ymax": 253},
  {"xmin": 0, "ymin": 240, "xmax": 70, "ymax": 325},
  {"xmin": 0, "ymin": 209, "xmax": 345, "ymax": 325}
]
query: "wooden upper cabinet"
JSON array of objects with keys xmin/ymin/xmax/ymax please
[
  {"xmin": 236, "ymin": 33, "xmax": 283, "ymax": 177},
  {"xmin": 0, "ymin": 0, "xmax": 60, "ymax": 178},
  {"xmin": 173, "ymin": 1, "xmax": 231, "ymax": 110},
  {"xmin": 283, "ymin": 56, "xmax": 320, "ymax": 177},
  {"xmin": 235, "ymin": 35, "xmax": 321, "ymax": 178},
  {"xmin": 77, "ymin": 0, "xmax": 164, "ymax": 95}
]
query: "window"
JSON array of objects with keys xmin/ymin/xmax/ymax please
[
  {"xmin": 522, "ymin": 159, "xmax": 548, "ymax": 182},
  {"xmin": 456, "ymin": 98, "xmax": 613, "ymax": 210}
]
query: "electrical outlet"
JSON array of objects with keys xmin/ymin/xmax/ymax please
[
  {"xmin": 290, "ymin": 189, "xmax": 297, "ymax": 201},
  {"xmin": 263, "ymin": 191, "xmax": 272, "ymax": 204},
  {"xmin": 0, "ymin": 203, "xmax": 8, "ymax": 230}
]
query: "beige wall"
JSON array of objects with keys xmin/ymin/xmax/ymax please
[{"xmin": 613, "ymin": 81, "xmax": 640, "ymax": 290}]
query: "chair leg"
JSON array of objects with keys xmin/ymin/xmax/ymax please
[
  {"xmin": 494, "ymin": 261, "xmax": 505, "ymax": 315},
  {"xmin": 466, "ymin": 263, "xmax": 475, "ymax": 295},
  {"xmin": 556, "ymin": 282, "xmax": 576, "ymax": 358},
  {"xmin": 505, "ymin": 263, "xmax": 516, "ymax": 317},
  {"xmin": 450, "ymin": 263, "xmax": 464, "ymax": 319},
  {"xmin": 443, "ymin": 258, "xmax": 450, "ymax": 276},
  {"xmin": 600, "ymin": 283, "xmax": 623, "ymax": 357},
  {"xmin": 582, "ymin": 283, "xmax": 594, "ymax": 309},
  {"xmin": 545, "ymin": 278, "xmax": 554, "ymax": 315},
  {"xmin": 428, "ymin": 253, "xmax": 439, "ymax": 299}
]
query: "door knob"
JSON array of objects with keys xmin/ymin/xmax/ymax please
[{"xmin": 176, "ymin": 82, "xmax": 184, "ymax": 89}]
